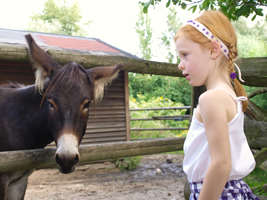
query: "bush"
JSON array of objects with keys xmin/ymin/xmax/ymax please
[
  {"xmin": 129, "ymin": 73, "xmax": 191, "ymax": 106},
  {"xmin": 114, "ymin": 156, "xmax": 142, "ymax": 171}
]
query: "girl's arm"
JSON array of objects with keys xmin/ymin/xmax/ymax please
[{"xmin": 198, "ymin": 90, "xmax": 232, "ymax": 200}]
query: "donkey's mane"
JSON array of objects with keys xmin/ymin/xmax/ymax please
[{"xmin": 40, "ymin": 62, "xmax": 95, "ymax": 107}]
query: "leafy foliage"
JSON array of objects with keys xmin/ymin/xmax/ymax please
[
  {"xmin": 139, "ymin": 0, "xmax": 267, "ymax": 21},
  {"xmin": 233, "ymin": 18, "xmax": 267, "ymax": 58},
  {"xmin": 129, "ymin": 73, "xmax": 191, "ymax": 106},
  {"xmin": 26, "ymin": 0, "xmax": 91, "ymax": 36},
  {"xmin": 114, "ymin": 156, "xmax": 142, "ymax": 171}
]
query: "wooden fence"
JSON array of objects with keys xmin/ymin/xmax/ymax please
[{"xmin": 130, "ymin": 106, "xmax": 191, "ymax": 131}]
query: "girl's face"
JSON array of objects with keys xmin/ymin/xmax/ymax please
[{"xmin": 175, "ymin": 35, "xmax": 212, "ymax": 87}]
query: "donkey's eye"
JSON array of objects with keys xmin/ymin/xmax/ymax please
[
  {"xmin": 48, "ymin": 102, "xmax": 54, "ymax": 109},
  {"xmin": 83, "ymin": 101, "xmax": 90, "ymax": 110},
  {"xmin": 47, "ymin": 99, "xmax": 56, "ymax": 111}
]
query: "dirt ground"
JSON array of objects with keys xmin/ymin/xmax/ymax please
[{"xmin": 24, "ymin": 154, "xmax": 187, "ymax": 200}]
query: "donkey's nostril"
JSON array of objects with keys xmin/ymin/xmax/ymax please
[
  {"xmin": 72, "ymin": 154, "xmax": 79, "ymax": 166},
  {"xmin": 55, "ymin": 154, "xmax": 63, "ymax": 166},
  {"xmin": 55, "ymin": 153, "xmax": 80, "ymax": 174}
]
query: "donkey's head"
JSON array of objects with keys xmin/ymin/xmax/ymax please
[{"xmin": 25, "ymin": 34, "xmax": 123, "ymax": 173}]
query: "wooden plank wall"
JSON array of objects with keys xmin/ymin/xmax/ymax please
[
  {"xmin": 83, "ymin": 71, "xmax": 129, "ymax": 145},
  {"xmin": 0, "ymin": 60, "xmax": 129, "ymax": 147},
  {"xmin": 0, "ymin": 60, "xmax": 35, "ymax": 85}
]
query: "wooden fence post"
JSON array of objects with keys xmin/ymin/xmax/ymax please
[{"xmin": 190, "ymin": 85, "xmax": 206, "ymax": 116}]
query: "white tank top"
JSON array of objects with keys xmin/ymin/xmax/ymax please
[{"xmin": 183, "ymin": 88, "xmax": 255, "ymax": 183}]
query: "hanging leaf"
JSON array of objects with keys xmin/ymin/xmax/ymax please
[
  {"xmin": 166, "ymin": 0, "xmax": 171, "ymax": 8},
  {"xmin": 172, "ymin": 0, "xmax": 179, "ymax": 5},
  {"xmin": 235, "ymin": 5, "xmax": 251, "ymax": 18},
  {"xmin": 188, "ymin": 5, "xmax": 197, "ymax": 13},
  {"xmin": 181, "ymin": 2, "xmax": 187, "ymax": 9},
  {"xmin": 142, "ymin": 2, "xmax": 150, "ymax": 13},
  {"xmin": 255, "ymin": 8, "xmax": 264, "ymax": 16},
  {"xmin": 252, "ymin": 14, "xmax": 257, "ymax": 21}
]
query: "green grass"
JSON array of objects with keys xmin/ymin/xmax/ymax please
[
  {"xmin": 244, "ymin": 168, "xmax": 267, "ymax": 196},
  {"xmin": 160, "ymin": 151, "xmax": 184, "ymax": 155}
]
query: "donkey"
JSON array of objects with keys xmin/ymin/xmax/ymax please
[{"xmin": 0, "ymin": 34, "xmax": 124, "ymax": 200}]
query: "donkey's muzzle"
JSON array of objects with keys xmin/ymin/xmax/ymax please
[
  {"xmin": 55, "ymin": 133, "xmax": 80, "ymax": 174},
  {"xmin": 55, "ymin": 153, "xmax": 79, "ymax": 174}
]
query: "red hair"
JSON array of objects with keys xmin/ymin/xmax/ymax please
[{"xmin": 175, "ymin": 10, "xmax": 248, "ymax": 112}]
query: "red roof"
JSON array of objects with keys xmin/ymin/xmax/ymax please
[{"xmin": 37, "ymin": 35, "xmax": 120, "ymax": 53}]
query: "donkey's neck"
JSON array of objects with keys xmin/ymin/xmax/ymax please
[{"xmin": 0, "ymin": 84, "xmax": 53, "ymax": 151}]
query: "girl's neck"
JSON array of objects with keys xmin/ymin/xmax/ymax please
[{"xmin": 205, "ymin": 58, "xmax": 232, "ymax": 90}]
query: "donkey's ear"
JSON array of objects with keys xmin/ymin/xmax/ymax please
[
  {"xmin": 87, "ymin": 62, "xmax": 124, "ymax": 103},
  {"xmin": 25, "ymin": 34, "xmax": 61, "ymax": 92}
]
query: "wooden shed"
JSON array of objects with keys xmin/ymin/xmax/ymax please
[{"xmin": 0, "ymin": 28, "xmax": 140, "ymax": 146}]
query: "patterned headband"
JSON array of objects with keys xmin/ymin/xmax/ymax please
[
  {"xmin": 187, "ymin": 20, "xmax": 229, "ymax": 58},
  {"xmin": 186, "ymin": 20, "xmax": 244, "ymax": 82}
]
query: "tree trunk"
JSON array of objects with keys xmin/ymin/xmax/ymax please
[{"xmin": 246, "ymin": 101, "xmax": 267, "ymax": 121}]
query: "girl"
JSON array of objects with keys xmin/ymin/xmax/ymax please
[{"xmin": 174, "ymin": 10, "xmax": 259, "ymax": 200}]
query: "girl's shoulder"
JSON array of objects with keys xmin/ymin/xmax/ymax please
[
  {"xmin": 199, "ymin": 87, "xmax": 237, "ymax": 103},
  {"xmin": 198, "ymin": 88, "xmax": 237, "ymax": 122},
  {"xmin": 199, "ymin": 89, "xmax": 234, "ymax": 105}
]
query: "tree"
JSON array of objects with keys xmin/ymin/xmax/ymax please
[
  {"xmin": 232, "ymin": 17, "xmax": 267, "ymax": 58},
  {"xmin": 26, "ymin": 0, "xmax": 91, "ymax": 36},
  {"xmin": 135, "ymin": 5, "xmax": 153, "ymax": 60},
  {"xmin": 140, "ymin": 0, "xmax": 267, "ymax": 21},
  {"xmin": 160, "ymin": 6, "xmax": 182, "ymax": 63}
]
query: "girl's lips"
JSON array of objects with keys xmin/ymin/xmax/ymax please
[{"xmin": 183, "ymin": 74, "xmax": 189, "ymax": 80}]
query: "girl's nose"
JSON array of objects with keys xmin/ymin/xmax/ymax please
[{"xmin": 178, "ymin": 63, "xmax": 185, "ymax": 70}]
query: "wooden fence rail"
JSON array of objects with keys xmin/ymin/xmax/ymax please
[
  {"xmin": 130, "ymin": 106, "xmax": 191, "ymax": 111},
  {"xmin": 1, "ymin": 44, "xmax": 267, "ymax": 86},
  {"xmin": 0, "ymin": 138, "xmax": 185, "ymax": 173},
  {"xmin": 130, "ymin": 106, "xmax": 190, "ymax": 131},
  {"xmin": 130, "ymin": 115, "xmax": 191, "ymax": 121},
  {"xmin": 131, "ymin": 128, "xmax": 188, "ymax": 131},
  {"xmin": 0, "ymin": 128, "xmax": 266, "ymax": 174}
]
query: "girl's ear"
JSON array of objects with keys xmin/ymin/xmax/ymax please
[{"xmin": 209, "ymin": 41, "xmax": 221, "ymax": 60}]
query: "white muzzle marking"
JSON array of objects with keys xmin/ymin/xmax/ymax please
[{"xmin": 56, "ymin": 134, "xmax": 79, "ymax": 160}]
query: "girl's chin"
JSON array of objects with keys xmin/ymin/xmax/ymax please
[{"xmin": 189, "ymin": 81, "xmax": 204, "ymax": 87}]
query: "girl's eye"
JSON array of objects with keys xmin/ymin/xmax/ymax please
[
  {"xmin": 183, "ymin": 53, "xmax": 187, "ymax": 57},
  {"xmin": 83, "ymin": 101, "xmax": 90, "ymax": 110}
]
